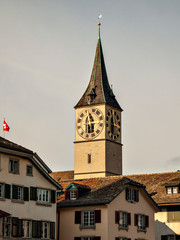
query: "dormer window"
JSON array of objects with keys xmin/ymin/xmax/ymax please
[
  {"xmin": 166, "ymin": 186, "xmax": 179, "ymax": 194},
  {"xmin": 125, "ymin": 188, "xmax": 139, "ymax": 203}
]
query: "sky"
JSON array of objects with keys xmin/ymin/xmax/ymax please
[{"xmin": 0, "ymin": 0, "xmax": 180, "ymax": 175}]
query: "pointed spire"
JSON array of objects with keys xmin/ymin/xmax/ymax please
[{"xmin": 75, "ymin": 24, "xmax": 122, "ymax": 110}]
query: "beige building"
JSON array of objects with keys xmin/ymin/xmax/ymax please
[
  {"xmin": 51, "ymin": 173, "xmax": 158, "ymax": 240},
  {"xmin": 0, "ymin": 136, "xmax": 62, "ymax": 239},
  {"xmin": 128, "ymin": 172, "xmax": 180, "ymax": 240}
]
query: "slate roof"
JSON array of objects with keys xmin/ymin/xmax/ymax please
[
  {"xmin": 127, "ymin": 171, "xmax": 180, "ymax": 205},
  {"xmin": 0, "ymin": 136, "xmax": 33, "ymax": 154},
  {"xmin": 50, "ymin": 173, "xmax": 157, "ymax": 208},
  {"xmin": 75, "ymin": 33, "xmax": 122, "ymax": 110}
]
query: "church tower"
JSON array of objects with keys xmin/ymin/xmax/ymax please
[{"xmin": 74, "ymin": 24, "xmax": 123, "ymax": 179}]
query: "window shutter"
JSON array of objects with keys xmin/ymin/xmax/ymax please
[
  {"xmin": 5, "ymin": 184, "xmax": 11, "ymax": 199},
  {"xmin": 94, "ymin": 237, "xmax": 101, "ymax": 240},
  {"xmin": 50, "ymin": 222, "xmax": 55, "ymax": 239},
  {"xmin": 95, "ymin": 210, "xmax": 101, "ymax": 223},
  {"xmin": 115, "ymin": 238, "xmax": 119, "ymax": 240},
  {"xmin": 134, "ymin": 214, "xmax": 138, "ymax": 226},
  {"xmin": 17, "ymin": 219, "xmax": 23, "ymax": 237},
  {"xmin": 75, "ymin": 211, "xmax": 81, "ymax": 224},
  {"xmin": 126, "ymin": 188, "xmax": 129, "ymax": 200},
  {"xmin": 127, "ymin": 213, "xmax": 131, "ymax": 225},
  {"xmin": 11, "ymin": 217, "xmax": 18, "ymax": 237},
  {"xmin": 161, "ymin": 236, "xmax": 168, "ymax": 240},
  {"xmin": 32, "ymin": 221, "xmax": 37, "ymax": 238},
  {"xmin": 12, "ymin": 185, "xmax": 18, "ymax": 199},
  {"xmin": 127, "ymin": 238, "xmax": 131, "ymax": 240},
  {"xmin": 145, "ymin": 215, "xmax": 149, "ymax": 228},
  {"xmin": 51, "ymin": 190, "xmax": 56, "ymax": 203},
  {"xmin": 76, "ymin": 189, "xmax": 79, "ymax": 199},
  {"xmin": 65, "ymin": 190, "xmax": 70, "ymax": 200},
  {"xmin": 30, "ymin": 187, "xmax": 37, "ymax": 201},
  {"xmin": 37, "ymin": 221, "xmax": 42, "ymax": 238},
  {"xmin": 24, "ymin": 187, "xmax": 29, "ymax": 201},
  {"xmin": 115, "ymin": 211, "xmax": 119, "ymax": 224},
  {"xmin": 74, "ymin": 238, "xmax": 81, "ymax": 240},
  {"xmin": 135, "ymin": 190, "xmax": 139, "ymax": 202}
]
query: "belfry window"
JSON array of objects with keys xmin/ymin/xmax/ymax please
[{"xmin": 86, "ymin": 114, "xmax": 94, "ymax": 133}]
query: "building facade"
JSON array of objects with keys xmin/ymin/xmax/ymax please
[{"xmin": 0, "ymin": 137, "xmax": 62, "ymax": 240}]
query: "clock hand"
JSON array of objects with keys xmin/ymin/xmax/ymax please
[{"xmin": 114, "ymin": 123, "xmax": 120, "ymax": 129}]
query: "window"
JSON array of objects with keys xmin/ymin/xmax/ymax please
[
  {"xmin": 115, "ymin": 238, "xmax": 131, "ymax": 240},
  {"xmin": 42, "ymin": 222, "xmax": 50, "ymax": 239},
  {"xmin": 37, "ymin": 188, "xmax": 50, "ymax": 203},
  {"xmin": 3, "ymin": 217, "xmax": 11, "ymax": 237},
  {"xmin": 126, "ymin": 188, "xmax": 139, "ymax": 202},
  {"xmin": 88, "ymin": 154, "xmax": 91, "ymax": 164},
  {"xmin": 119, "ymin": 212, "xmax": 127, "ymax": 228},
  {"xmin": 168, "ymin": 212, "xmax": 180, "ymax": 222},
  {"xmin": 70, "ymin": 190, "xmax": 77, "ymax": 200},
  {"xmin": 75, "ymin": 210, "xmax": 101, "ymax": 228},
  {"xmin": 26, "ymin": 165, "xmax": 33, "ymax": 176},
  {"xmin": 83, "ymin": 211, "xmax": 95, "ymax": 227},
  {"xmin": 166, "ymin": 186, "xmax": 179, "ymax": 194},
  {"xmin": 9, "ymin": 159, "xmax": 19, "ymax": 174},
  {"xmin": 115, "ymin": 211, "xmax": 131, "ymax": 229},
  {"xmin": 0, "ymin": 183, "xmax": 4, "ymax": 198},
  {"xmin": 23, "ymin": 220, "xmax": 31, "ymax": 238},
  {"xmin": 134, "ymin": 214, "xmax": 149, "ymax": 231},
  {"xmin": 12, "ymin": 185, "xmax": 23, "ymax": 201}
]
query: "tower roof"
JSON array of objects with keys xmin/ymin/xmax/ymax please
[{"xmin": 75, "ymin": 28, "xmax": 122, "ymax": 110}]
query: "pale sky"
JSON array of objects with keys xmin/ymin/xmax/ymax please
[{"xmin": 0, "ymin": 0, "xmax": 180, "ymax": 175}]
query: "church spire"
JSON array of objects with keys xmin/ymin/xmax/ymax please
[{"xmin": 75, "ymin": 23, "xmax": 122, "ymax": 110}]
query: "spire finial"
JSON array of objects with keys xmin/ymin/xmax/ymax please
[{"xmin": 98, "ymin": 14, "xmax": 102, "ymax": 38}]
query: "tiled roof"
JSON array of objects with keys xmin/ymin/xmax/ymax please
[
  {"xmin": 50, "ymin": 171, "xmax": 74, "ymax": 182},
  {"xmin": 126, "ymin": 171, "xmax": 180, "ymax": 205},
  {"xmin": 51, "ymin": 170, "xmax": 180, "ymax": 206},
  {"xmin": 0, "ymin": 136, "xmax": 33, "ymax": 154},
  {"xmin": 75, "ymin": 35, "xmax": 122, "ymax": 110},
  {"xmin": 50, "ymin": 173, "xmax": 156, "ymax": 208}
]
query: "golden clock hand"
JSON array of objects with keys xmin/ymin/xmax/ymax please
[{"xmin": 114, "ymin": 123, "xmax": 120, "ymax": 129}]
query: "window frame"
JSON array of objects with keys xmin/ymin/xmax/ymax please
[
  {"xmin": 26, "ymin": 165, "xmax": 33, "ymax": 176},
  {"xmin": 9, "ymin": 159, "xmax": 19, "ymax": 174},
  {"xmin": 0, "ymin": 183, "xmax": 5, "ymax": 198},
  {"xmin": 119, "ymin": 211, "xmax": 128, "ymax": 229},
  {"xmin": 42, "ymin": 221, "xmax": 50, "ymax": 239},
  {"xmin": 37, "ymin": 188, "xmax": 50, "ymax": 203},
  {"xmin": 138, "ymin": 214, "xmax": 146, "ymax": 231},
  {"xmin": 23, "ymin": 220, "xmax": 32, "ymax": 238},
  {"xmin": 82, "ymin": 210, "xmax": 95, "ymax": 228},
  {"xmin": 3, "ymin": 217, "xmax": 12, "ymax": 237},
  {"xmin": 70, "ymin": 190, "xmax": 77, "ymax": 200}
]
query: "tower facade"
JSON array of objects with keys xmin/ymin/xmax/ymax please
[{"xmin": 74, "ymin": 27, "xmax": 123, "ymax": 179}]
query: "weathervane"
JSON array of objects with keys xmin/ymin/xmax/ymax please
[{"xmin": 98, "ymin": 14, "xmax": 102, "ymax": 37}]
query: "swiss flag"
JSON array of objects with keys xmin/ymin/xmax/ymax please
[{"xmin": 3, "ymin": 120, "xmax": 10, "ymax": 132}]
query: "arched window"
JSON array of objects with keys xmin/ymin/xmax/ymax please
[{"xmin": 86, "ymin": 114, "xmax": 94, "ymax": 133}]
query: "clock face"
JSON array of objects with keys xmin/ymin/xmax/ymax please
[
  {"xmin": 76, "ymin": 108, "xmax": 104, "ymax": 140},
  {"xmin": 106, "ymin": 109, "xmax": 120, "ymax": 141}
]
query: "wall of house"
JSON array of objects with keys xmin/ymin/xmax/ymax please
[
  {"xmin": 0, "ymin": 153, "xmax": 57, "ymax": 240},
  {"xmin": 59, "ymin": 205, "xmax": 108, "ymax": 240},
  {"xmin": 155, "ymin": 210, "xmax": 180, "ymax": 240},
  {"xmin": 108, "ymin": 187, "xmax": 157, "ymax": 240}
]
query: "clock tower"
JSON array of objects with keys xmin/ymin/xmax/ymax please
[{"xmin": 74, "ymin": 24, "xmax": 123, "ymax": 179}]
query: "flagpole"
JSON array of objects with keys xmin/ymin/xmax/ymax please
[{"xmin": 3, "ymin": 118, "xmax": 5, "ymax": 138}]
